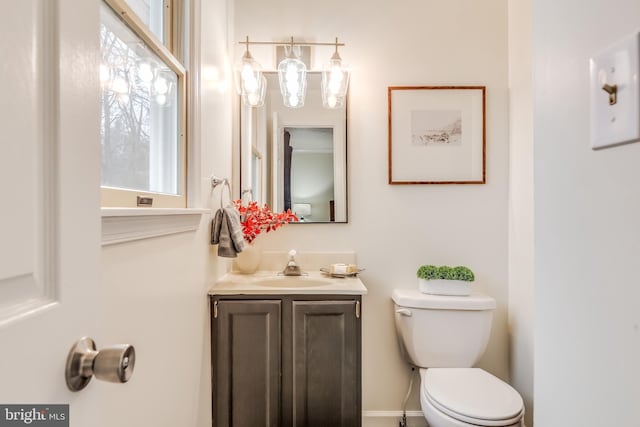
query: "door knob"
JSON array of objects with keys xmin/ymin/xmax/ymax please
[{"xmin": 65, "ymin": 337, "xmax": 136, "ymax": 391}]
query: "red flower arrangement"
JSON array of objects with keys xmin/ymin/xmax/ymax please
[{"xmin": 233, "ymin": 199, "xmax": 298, "ymax": 244}]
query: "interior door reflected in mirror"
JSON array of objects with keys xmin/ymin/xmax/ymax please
[{"xmin": 239, "ymin": 72, "xmax": 347, "ymax": 223}]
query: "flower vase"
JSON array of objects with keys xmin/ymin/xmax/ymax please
[{"xmin": 234, "ymin": 241, "xmax": 261, "ymax": 274}]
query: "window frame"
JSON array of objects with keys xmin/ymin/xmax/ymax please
[{"xmin": 101, "ymin": 0, "xmax": 187, "ymax": 208}]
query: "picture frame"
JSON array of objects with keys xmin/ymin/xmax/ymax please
[{"xmin": 388, "ymin": 86, "xmax": 486, "ymax": 184}]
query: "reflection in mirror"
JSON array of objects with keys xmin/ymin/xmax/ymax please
[
  {"xmin": 239, "ymin": 72, "xmax": 347, "ymax": 223},
  {"xmin": 284, "ymin": 127, "xmax": 334, "ymax": 222}
]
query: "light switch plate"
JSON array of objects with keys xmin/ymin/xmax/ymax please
[{"xmin": 590, "ymin": 32, "xmax": 640, "ymax": 149}]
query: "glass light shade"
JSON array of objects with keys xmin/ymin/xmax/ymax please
[
  {"xmin": 152, "ymin": 69, "xmax": 174, "ymax": 97},
  {"xmin": 278, "ymin": 51, "xmax": 307, "ymax": 108},
  {"xmin": 153, "ymin": 75, "xmax": 169, "ymax": 95},
  {"xmin": 235, "ymin": 50, "xmax": 265, "ymax": 107},
  {"xmin": 155, "ymin": 94, "xmax": 167, "ymax": 105},
  {"xmin": 241, "ymin": 74, "xmax": 266, "ymax": 107},
  {"xmin": 137, "ymin": 60, "xmax": 155, "ymax": 83},
  {"xmin": 321, "ymin": 52, "xmax": 350, "ymax": 109},
  {"xmin": 99, "ymin": 63, "xmax": 111, "ymax": 84},
  {"xmin": 110, "ymin": 75, "xmax": 130, "ymax": 94}
]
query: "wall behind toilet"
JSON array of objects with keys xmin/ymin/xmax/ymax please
[{"xmin": 232, "ymin": 0, "xmax": 510, "ymax": 415}]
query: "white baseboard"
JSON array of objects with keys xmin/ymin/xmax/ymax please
[{"xmin": 362, "ymin": 411, "xmax": 427, "ymax": 427}]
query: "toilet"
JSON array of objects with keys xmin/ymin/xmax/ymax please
[{"xmin": 392, "ymin": 289, "xmax": 524, "ymax": 427}]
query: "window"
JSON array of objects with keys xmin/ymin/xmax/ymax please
[
  {"xmin": 123, "ymin": 0, "xmax": 169, "ymax": 46},
  {"xmin": 100, "ymin": 0, "xmax": 186, "ymax": 208}
]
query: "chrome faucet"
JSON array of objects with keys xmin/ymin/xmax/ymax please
[{"xmin": 282, "ymin": 250, "xmax": 303, "ymax": 276}]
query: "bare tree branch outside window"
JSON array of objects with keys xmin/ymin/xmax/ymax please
[{"xmin": 100, "ymin": 3, "xmax": 179, "ymax": 194}]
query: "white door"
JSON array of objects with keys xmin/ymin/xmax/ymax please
[{"xmin": 0, "ymin": 0, "xmax": 109, "ymax": 423}]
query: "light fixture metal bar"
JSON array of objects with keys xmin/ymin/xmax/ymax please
[{"xmin": 239, "ymin": 36, "xmax": 345, "ymax": 48}]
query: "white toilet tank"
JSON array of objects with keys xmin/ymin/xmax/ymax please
[{"xmin": 392, "ymin": 289, "xmax": 496, "ymax": 368}]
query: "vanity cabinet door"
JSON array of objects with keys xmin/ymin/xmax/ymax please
[
  {"xmin": 291, "ymin": 300, "xmax": 361, "ymax": 427},
  {"xmin": 212, "ymin": 300, "xmax": 281, "ymax": 427}
]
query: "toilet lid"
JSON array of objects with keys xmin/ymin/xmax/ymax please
[
  {"xmin": 423, "ymin": 368, "xmax": 523, "ymax": 425},
  {"xmin": 392, "ymin": 289, "xmax": 496, "ymax": 311}
]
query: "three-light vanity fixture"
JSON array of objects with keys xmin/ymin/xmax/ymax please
[{"xmin": 235, "ymin": 36, "xmax": 350, "ymax": 109}]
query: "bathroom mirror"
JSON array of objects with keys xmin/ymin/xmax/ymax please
[{"xmin": 239, "ymin": 72, "xmax": 347, "ymax": 223}]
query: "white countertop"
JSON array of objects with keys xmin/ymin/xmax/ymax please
[{"xmin": 209, "ymin": 270, "xmax": 368, "ymax": 296}]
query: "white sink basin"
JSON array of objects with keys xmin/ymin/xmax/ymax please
[
  {"xmin": 253, "ymin": 276, "xmax": 335, "ymax": 288},
  {"xmin": 210, "ymin": 270, "xmax": 368, "ymax": 295}
]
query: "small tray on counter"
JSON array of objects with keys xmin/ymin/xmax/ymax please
[{"xmin": 319, "ymin": 267, "xmax": 365, "ymax": 278}]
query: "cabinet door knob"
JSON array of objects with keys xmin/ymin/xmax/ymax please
[{"xmin": 65, "ymin": 337, "xmax": 136, "ymax": 391}]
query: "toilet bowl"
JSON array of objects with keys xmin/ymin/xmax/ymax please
[
  {"xmin": 391, "ymin": 289, "xmax": 524, "ymax": 427},
  {"xmin": 420, "ymin": 368, "xmax": 523, "ymax": 427}
]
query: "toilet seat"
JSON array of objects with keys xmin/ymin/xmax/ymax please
[{"xmin": 421, "ymin": 368, "xmax": 524, "ymax": 426}]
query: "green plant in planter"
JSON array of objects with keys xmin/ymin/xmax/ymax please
[
  {"xmin": 452, "ymin": 266, "xmax": 474, "ymax": 281},
  {"xmin": 417, "ymin": 265, "xmax": 475, "ymax": 281},
  {"xmin": 416, "ymin": 265, "xmax": 439, "ymax": 280}
]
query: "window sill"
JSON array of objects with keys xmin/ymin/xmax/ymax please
[{"xmin": 101, "ymin": 208, "xmax": 210, "ymax": 246}]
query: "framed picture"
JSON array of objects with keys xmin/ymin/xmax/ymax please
[{"xmin": 388, "ymin": 86, "xmax": 486, "ymax": 184}]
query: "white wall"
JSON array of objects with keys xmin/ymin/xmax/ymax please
[
  {"xmin": 233, "ymin": 0, "xmax": 511, "ymax": 417},
  {"xmin": 101, "ymin": 231, "xmax": 212, "ymax": 426},
  {"xmin": 507, "ymin": 0, "xmax": 534, "ymax": 426},
  {"xmin": 533, "ymin": 0, "xmax": 640, "ymax": 425},
  {"xmin": 100, "ymin": 0, "xmax": 233, "ymax": 426},
  {"xmin": 291, "ymin": 152, "xmax": 334, "ymax": 222}
]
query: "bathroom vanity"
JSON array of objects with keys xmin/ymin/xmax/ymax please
[{"xmin": 209, "ymin": 271, "xmax": 366, "ymax": 427}]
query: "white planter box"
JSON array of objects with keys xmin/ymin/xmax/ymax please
[{"xmin": 418, "ymin": 278, "xmax": 472, "ymax": 296}]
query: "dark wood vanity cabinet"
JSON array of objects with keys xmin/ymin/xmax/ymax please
[
  {"xmin": 211, "ymin": 295, "xmax": 362, "ymax": 427},
  {"xmin": 212, "ymin": 299, "xmax": 282, "ymax": 427}
]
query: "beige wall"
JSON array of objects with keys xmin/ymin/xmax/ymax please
[
  {"xmin": 234, "ymin": 0, "xmax": 510, "ymax": 414},
  {"xmin": 507, "ymin": 0, "xmax": 535, "ymax": 426},
  {"xmin": 533, "ymin": 0, "xmax": 640, "ymax": 425}
]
